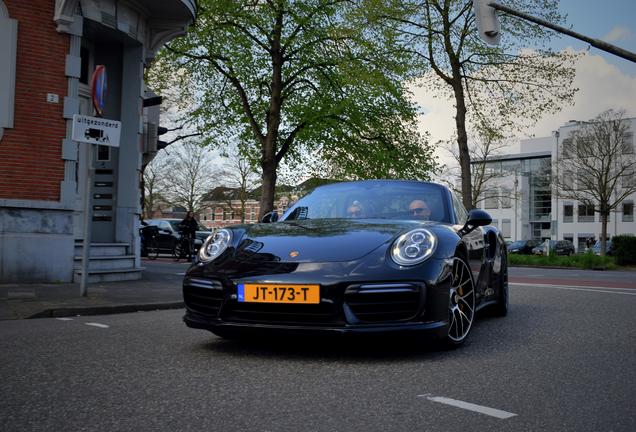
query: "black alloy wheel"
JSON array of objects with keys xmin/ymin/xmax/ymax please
[{"xmin": 445, "ymin": 256, "xmax": 476, "ymax": 346}]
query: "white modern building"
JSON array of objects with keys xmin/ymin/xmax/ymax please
[{"xmin": 475, "ymin": 119, "xmax": 636, "ymax": 252}]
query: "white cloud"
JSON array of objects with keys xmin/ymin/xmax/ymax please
[
  {"xmin": 603, "ymin": 26, "xmax": 633, "ymax": 42},
  {"xmin": 410, "ymin": 50, "xmax": 636, "ymax": 169}
]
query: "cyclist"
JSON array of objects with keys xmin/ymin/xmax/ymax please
[{"xmin": 178, "ymin": 211, "xmax": 199, "ymax": 260}]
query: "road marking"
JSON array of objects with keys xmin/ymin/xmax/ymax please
[
  {"xmin": 418, "ymin": 394, "xmax": 517, "ymax": 419},
  {"xmin": 511, "ymin": 283, "xmax": 636, "ymax": 296},
  {"xmin": 85, "ymin": 322, "xmax": 109, "ymax": 328},
  {"xmin": 56, "ymin": 317, "xmax": 74, "ymax": 321},
  {"xmin": 175, "ymin": 272, "xmax": 185, "ymax": 276}
]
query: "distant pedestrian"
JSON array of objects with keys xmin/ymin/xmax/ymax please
[{"xmin": 179, "ymin": 211, "xmax": 199, "ymax": 260}]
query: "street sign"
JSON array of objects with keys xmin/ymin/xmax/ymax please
[
  {"xmin": 72, "ymin": 114, "xmax": 121, "ymax": 147},
  {"xmin": 91, "ymin": 65, "xmax": 107, "ymax": 116}
]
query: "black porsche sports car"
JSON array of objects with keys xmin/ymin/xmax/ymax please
[{"xmin": 183, "ymin": 180, "xmax": 508, "ymax": 347}]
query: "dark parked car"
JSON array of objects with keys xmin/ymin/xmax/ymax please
[
  {"xmin": 141, "ymin": 218, "xmax": 210, "ymax": 255},
  {"xmin": 592, "ymin": 240, "xmax": 613, "ymax": 256},
  {"xmin": 531, "ymin": 240, "xmax": 575, "ymax": 256},
  {"xmin": 183, "ymin": 180, "xmax": 508, "ymax": 348},
  {"xmin": 507, "ymin": 239, "xmax": 541, "ymax": 254}
]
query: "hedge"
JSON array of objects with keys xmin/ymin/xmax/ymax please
[{"xmin": 612, "ymin": 235, "xmax": 636, "ymax": 265}]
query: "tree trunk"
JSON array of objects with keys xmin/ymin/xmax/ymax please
[
  {"xmin": 600, "ymin": 209, "xmax": 608, "ymax": 257},
  {"xmin": 452, "ymin": 81, "xmax": 473, "ymax": 209},
  {"xmin": 259, "ymin": 158, "xmax": 277, "ymax": 219}
]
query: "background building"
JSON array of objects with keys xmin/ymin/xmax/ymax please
[
  {"xmin": 476, "ymin": 119, "xmax": 635, "ymax": 251},
  {"xmin": 0, "ymin": 0, "xmax": 195, "ymax": 282}
]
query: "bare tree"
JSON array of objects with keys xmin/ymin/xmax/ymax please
[
  {"xmin": 442, "ymin": 131, "xmax": 512, "ymax": 209},
  {"xmin": 220, "ymin": 152, "xmax": 260, "ymax": 223},
  {"xmin": 162, "ymin": 141, "xmax": 220, "ymax": 213},
  {"xmin": 555, "ymin": 110, "xmax": 636, "ymax": 256},
  {"xmin": 142, "ymin": 158, "xmax": 169, "ymax": 219}
]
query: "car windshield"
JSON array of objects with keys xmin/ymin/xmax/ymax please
[
  {"xmin": 509, "ymin": 241, "xmax": 525, "ymax": 248},
  {"xmin": 282, "ymin": 181, "xmax": 451, "ymax": 223}
]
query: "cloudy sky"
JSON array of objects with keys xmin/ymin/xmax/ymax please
[{"xmin": 413, "ymin": 0, "xmax": 636, "ymax": 165}]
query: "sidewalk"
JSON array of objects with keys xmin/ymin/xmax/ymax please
[{"xmin": 0, "ymin": 269, "xmax": 184, "ymax": 320}]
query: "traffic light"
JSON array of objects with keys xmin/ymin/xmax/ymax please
[
  {"xmin": 157, "ymin": 126, "xmax": 169, "ymax": 150},
  {"xmin": 473, "ymin": 0, "xmax": 501, "ymax": 45}
]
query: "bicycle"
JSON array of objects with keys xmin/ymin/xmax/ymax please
[
  {"xmin": 141, "ymin": 225, "xmax": 160, "ymax": 260},
  {"xmin": 172, "ymin": 231, "xmax": 193, "ymax": 262}
]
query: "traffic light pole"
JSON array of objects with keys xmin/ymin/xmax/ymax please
[{"xmin": 488, "ymin": 2, "xmax": 636, "ymax": 63}]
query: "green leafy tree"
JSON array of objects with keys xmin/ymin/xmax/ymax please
[
  {"xmin": 372, "ymin": 0, "xmax": 578, "ymax": 208},
  {"xmin": 148, "ymin": 0, "xmax": 434, "ymax": 217}
]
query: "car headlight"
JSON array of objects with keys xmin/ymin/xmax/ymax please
[
  {"xmin": 391, "ymin": 228, "xmax": 437, "ymax": 266},
  {"xmin": 198, "ymin": 229, "xmax": 232, "ymax": 263}
]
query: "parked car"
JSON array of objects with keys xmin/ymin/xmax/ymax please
[
  {"xmin": 532, "ymin": 240, "xmax": 575, "ymax": 256},
  {"xmin": 507, "ymin": 239, "xmax": 541, "ymax": 254},
  {"xmin": 140, "ymin": 218, "xmax": 211, "ymax": 256},
  {"xmin": 183, "ymin": 180, "xmax": 509, "ymax": 348},
  {"xmin": 592, "ymin": 240, "xmax": 613, "ymax": 256}
]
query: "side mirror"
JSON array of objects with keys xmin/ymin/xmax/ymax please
[
  {"xmin": 260, "ymin": 211, "xmax": 279, "ymax": 223},
  {"xmin": 459, "ymin": 209, "xmax": 492, "ymax": 236}
]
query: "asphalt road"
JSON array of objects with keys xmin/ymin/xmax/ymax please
[{"xmin": 1, "ymin": 282, "xmax": 635, "ymax": 431}]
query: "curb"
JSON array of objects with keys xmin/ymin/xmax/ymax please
[{"xmin": 27, "ymin": 301, "xmax": 185, "ymax": 319}]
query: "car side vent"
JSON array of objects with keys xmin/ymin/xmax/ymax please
[
  {"xmin": 183, "ymin": 278, "xmax": 224, "ymax": 317},
  {"xmin": 344, "ymin": 283, "xmax": 422, "ymax": 323}
]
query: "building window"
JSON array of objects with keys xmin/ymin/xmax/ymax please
[
  {"xmin": 578, "ymin": 204, "xmax": 595, "ymax": 222},
  {"xmin": 491, "ymin": 219, "xmax": 498, "ymax": 229},
  {"xmin": 563, "ymin": 204, "xmax": 573, "ymax": 223},
  {"xmin": 561, "ymin": 138, "xmax": 573, "ymax": 159},
  {"xmin": 502, "ymin": 219, "xmax": 511, "ymax": 238},
  {"xmin": 622, "ymin": 132, "xmax": 634, "ymax": 154},
  {"xmin": 485, "ymin": 191, "xmax": 498, "ymax": 209},
  {"xmin": 0, "ymin": 3, "xmax": 17, "ymax": 134},
  {"xmin": 501, "ymin": 188, "xmax": 512, "ymax": 208},
  {"xmin": 623, "ymin": 169, "xmax": 636, "ymax": 189},
  {"xmin": 623, "ymin": 201, "xmax": 634, "ymax": 222}
]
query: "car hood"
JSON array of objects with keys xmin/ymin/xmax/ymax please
[{"xmin": 233, "ymin": 219, "xmax": 438, "ymax": 263}]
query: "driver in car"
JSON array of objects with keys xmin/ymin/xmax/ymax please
[{"xmin": 408, "ymin": 199, "xmax": 431, "ymax": 220}]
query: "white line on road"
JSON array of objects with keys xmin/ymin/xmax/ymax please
[
  {"xmin": 175, "ymin": 272, "xmax": 185, "ymax": 276},
  {"xmin": 56, "ymin": 317, "xmax": 74, "ymax": 321},
  {"xmin": 511, "ymin": 283, "xmax": 636, "ymax": 296},
  {"xmin": 85, "ymin": 322, "xmax": 109, "ymax": 328},
  {"xmin": 418, "ymin": 394, "xmax": 517, "ymax": 419}
]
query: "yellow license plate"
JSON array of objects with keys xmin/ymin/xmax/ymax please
[{"xmin": 238, "ymin": 283, "xmax": 320, "ymax": 304}]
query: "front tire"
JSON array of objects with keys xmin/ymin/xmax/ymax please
[
  {"xmin": 444, "ymin": 256, "xmax": 476, "ymax": 347},
  {"xmin": 492, "ymin": 253, "xmax": 509, "ymax": 317}
]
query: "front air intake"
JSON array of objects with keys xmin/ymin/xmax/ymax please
[{"xmin": 344, "ymin": 283, "xmax": 424, "ymax": 322}]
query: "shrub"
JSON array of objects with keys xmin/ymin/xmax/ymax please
[
  {"xmin": 612, "ymin": 235, "xmax": 636, "ymax": 265},
  {"xmin": 508, "ymin": 253, "xmax": 617, "ymax": 270}
]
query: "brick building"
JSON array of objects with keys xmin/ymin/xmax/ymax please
[{"xmin": 0, "ymin": 0, "xmax": 196, "ymax": 282}]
